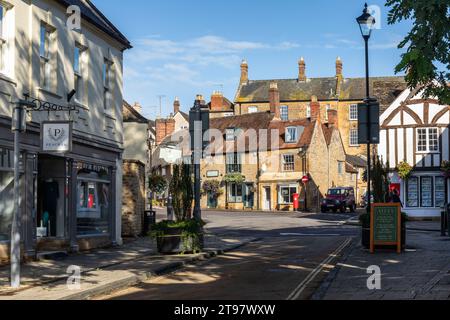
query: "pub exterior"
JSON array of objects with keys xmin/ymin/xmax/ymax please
[{"xmin": 0, "ymin": 0, "xmax": 131, "ymax": 262}]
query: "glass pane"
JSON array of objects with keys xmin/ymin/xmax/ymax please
[
  {"xmin": 421, "ymin": 177, "xmax": 433, "ymax": 207},
  {"xmin": 435, "ymin": 177, "xmax": 446, "ymax": 208},
  {"xmin": 40, "ymin": 26, "xmax": 47, "ymax": 58},
  {"xmin": 0, "ymin": 171, "xmax": 14, "ymax": 241},
  {"xmin": 74, "ymin": 47, "xmax": 80, "ymax": 74},
  {"xmin": 406, "ymin": 177, "xmax": 419, "ymax": 207}
]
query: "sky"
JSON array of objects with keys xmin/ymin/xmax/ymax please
[{"xmin": 92, "ymin": 0, "xmax": 412, "ymax": 119}]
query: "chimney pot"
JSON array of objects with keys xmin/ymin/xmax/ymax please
[
  {"xmin": 336, "ymin": 57, "xmax": 343, "ymax": 78},
  {"xmin": 240, "ymin": 60, "xmax": 249, "ymax": 84},
  {"xmin": 173, "ymin": 97, "xmax": 180, "ymax": 114}
]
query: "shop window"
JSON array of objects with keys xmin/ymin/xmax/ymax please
[
  {"xmin": 279, "ymin": 185, "xmax": 297, "ymax": 204},
  {"xmin": 228, "ymin": 182, "xmax": 243, "ymax": 203},
  {"xmin": 420, "ymin": 176, "xmax": 434, "ymax": 208},
  {"xmin": 0, "ymin": 170, "xmax": 13, "ymax": 241},
  {"xmin": 77, "ymin": 166, "xmax": 110, "ymax": 236},
  {"xmin": 435, "ymin": 176, "xmax": 446, "ymax": 208},
  {"xmin": 406, "ymin": 177, "xmax": 419, "ymax": 207}
]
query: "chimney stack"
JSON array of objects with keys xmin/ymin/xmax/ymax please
[
  {"xmin": 327, "ymin": 109, "xmax": 338, "ymax": 128},
  {"xmin": 269, "ymin": 82, "xmax": 281, "ymax": 119},
  {"xmin": 211, "ymin": 91, "xmax": 224, "ymax": 111},
  {"xmin": 298, "ymin": 57, "xmax": 306, "ymax": 82},
  {"xmin": 133, "ymin": 102, "xmax": 142, "ymax": 114},
  {"xmin": 240, "ymin": 60, "xmax": 248, "ymax": 84},
  {"xmin": 173, "ymin": 97, "xmax": 180, "ymax": 114},
  {"xmin": 155, "ymin": 117, "xmax": 176, "ymax": 146},
  {"xmin": 310, "ymin": 96, "xmax": 321, "ymax": 122},
  {"xmin": 336, "ymin": 57, "xmax": 343, "ymax": 78}
]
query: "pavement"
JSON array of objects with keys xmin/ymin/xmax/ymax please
[
  {"xmin": 318, "ymin": 221, "xmax": 450, "ymax": 300},
  {"xmin": 0, "ymin": 233, "xmax": 257, "ymax": 300}
]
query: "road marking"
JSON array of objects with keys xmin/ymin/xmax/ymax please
[
  {"xmin": 280, "ymin": 233, "xmax": 341, "ymax": 237},
  {"xmin": 286, "ymin": 237, "xmax": 353, "ymax": 301}
]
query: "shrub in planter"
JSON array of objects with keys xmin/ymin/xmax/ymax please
[{"xmin": 151, "ymin": 219, "xmax": 206, "ymax": 254}]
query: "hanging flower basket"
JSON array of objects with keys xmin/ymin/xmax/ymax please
[
  {"xmin": 397, "ymin": 161, "xmax": 413, "ymax": 181},
  {"xmin": 441, "ymin": 161, "xmax": 450, "ymax": 179},
  {"xmin": 223, "ymin": 173, "xmax": 246, "ymax": 184}
]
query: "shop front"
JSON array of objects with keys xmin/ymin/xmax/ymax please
[
  {"xmin": 392, "ymin": 171, "xmax": 449, "ymax": 218},
  {"xmin": 0, "ymin": 119, "xmax": 121, "ymax": 263}
]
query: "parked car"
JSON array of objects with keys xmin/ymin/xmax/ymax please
[{"xmin": 321, "ymin": 187, "xmax": 356, "ymax": 213}]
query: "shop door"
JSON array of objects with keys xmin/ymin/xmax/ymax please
[
  {"xmin": 243, "ymin": 184, "xmax": 254, "ymax": 208},
  {"xmin": 207, "ymin": 191, "xmax": 218, "ymax": 209},
  {"xmin": 263, "ymin": 187, "xmax": 271, "ymax": 211},
  {"xmin": 37, "ymin": 156, "xmax": 68, "ymax": 239}
]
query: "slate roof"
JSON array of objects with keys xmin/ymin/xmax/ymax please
[
  {"xmin": 236, "ymin": 76, "xmax": 407, "ymax": 114},
  {"xmin": 56, "ymin": 0, "xmax": 131, "ymax": 49},
  {"xmin": 346, "ymin": 154, "xmax": 367, "ymax": 168}
]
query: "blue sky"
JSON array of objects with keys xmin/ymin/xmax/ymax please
[{"xmin": 92, "ymin": 0, "xmax": 412, "ymax": 119}]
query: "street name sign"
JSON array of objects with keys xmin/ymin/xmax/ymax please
[{"xmin": 370, "ymin": 203, "xmax": 402, "ymax": 254}]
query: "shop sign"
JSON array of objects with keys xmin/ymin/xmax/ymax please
[
  {"xmin": 370, "ymin": 203, "xmax": 402, "ymax": 254},
  {"xmin": 41, "ymin": 121, "xmax": 72, "ymax": 153}
]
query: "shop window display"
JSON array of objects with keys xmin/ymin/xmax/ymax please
[{"xmin": 77, "ymin": 165, "xmax": 111, "ymax": 236}]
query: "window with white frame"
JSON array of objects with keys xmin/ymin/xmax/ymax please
[
  {"xmin": 285, "ymin": 127, "xmax": 298, "ymax": 143},
  {"xmin": 73, "ymin": 45, "xmax": 86, "ymax": 103},
  {"xmin": 349, "ymin": 104, "xmax": 358, "ymax": 121},
  {"xmin": 279, "ymin": 185, "xmax": 297, "ymax": 204},
  {"xmin": 338, "ymin": 161, "xmax": 344, "ymax": 175},
  {"xmin": 226, "ymin": 153, "xmax": 242, "ymax": 173},
  {"xmin": 40, "ymin": 24, "xmax": 53, "ymax": 90},
  {"xmin": 280, "ymin": 105, "xmax": 289, "ymax": 121},
  {"xmin": 350, "ymin": 129, "xmax": 359, "ymax": 146},
  {"xmin": 103, "ymin": 59, "xmax": 112, "ymax": 112},
  {"xmin": 417, "ymin": 128, "xmax": 440, "ymax": 153},
  {"xmin": 248, "ymin": 106, "xmax": 258, "ymax": 114},
  {"xmin": 282, "ymin": 154, "xmax": 295, "ymax": 172}
]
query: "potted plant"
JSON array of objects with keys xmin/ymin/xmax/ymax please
[{"xmin": 151, "ymin": 164, "xmax": 205, "ymax": 254}]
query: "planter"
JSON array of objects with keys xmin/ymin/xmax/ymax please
[{"xmin": 156, "ymin": 227, "xmax": 204, "ymax": 254}]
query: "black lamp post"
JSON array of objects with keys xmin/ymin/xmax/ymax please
[{"xmin": 357, "ymin": 3, "xmax": 376, "ymax": 215}]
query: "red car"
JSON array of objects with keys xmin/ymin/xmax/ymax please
[{"xmin": 321, "ymin": 187, "xmax": 356, "ymax": 213}]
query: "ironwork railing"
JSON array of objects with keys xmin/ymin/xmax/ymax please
[{"xmin": 23, "ymin": 93, "xmax": 80, "ymax": 115}]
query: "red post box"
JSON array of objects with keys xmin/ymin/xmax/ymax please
[{"xmin": 293, "ymin": 193, "xmax": 300, "ymax": 211}]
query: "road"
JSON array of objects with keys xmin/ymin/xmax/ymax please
[{"xmin": 99, "ymin": 210, "xmax": 359, "ymax": 300}]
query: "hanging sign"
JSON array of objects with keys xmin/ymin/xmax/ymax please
[
  {"xmin": 370, "ymin": 203, "xmax": 402, "ymax": 254},
  {"xmin": 41, "ymin": 121, "xmax": 72, "ymax": 153}
]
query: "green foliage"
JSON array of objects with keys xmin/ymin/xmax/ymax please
[
  {"xmin": 148, "ymin": 171, "xmax": 167, "ymax": 195},
  {"xmin": 386, "ymin": 0, "xmax": 450, "ymax": 104},
  {"xmin": 441, "ymin": 160, "xmax": 450, "ymax": 179},
  {"xmin": 169, "ymin": 164, "xmax": 193, "ymax": 221},
  {"xmin": 371, "ymin": 155, "xmax": 390, "ymax": 203},
  {"xmin": 150, "ymin": 219, "xmax": 206, "ymax": 253},
  {"xmin": 397, "ymin": 161, "xmax": 413, "ymax": 180},
  {"xmin": 201, "ymin": 180, "xmax": 223, "ymax": 197},
  {"xmin": 223, "ymin": 173, "xmax": 246, "ymax": 184}
]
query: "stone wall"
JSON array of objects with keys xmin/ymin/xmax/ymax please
[{"xmin": 122, "ymin": 160, "xmax": 145, "ymax": 237}]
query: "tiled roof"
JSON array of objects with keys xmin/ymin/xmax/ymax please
[
  {"xmin": 346, "ymin": 154, "xmax": 367, "ymax": 168},
  {"xmin": 207, "ymin": 97, "xmax": 235, "ymax": 113},
  {"xmin": 345, "ymin": 163, "xmax": 358, "ymax": 174},
  {"xmin": 122, "ymin": 100, "xmax": 150, "ymax": 124},
  {"xmin": 56, "ymin": 0, "xmax": 131, "ymax": 49},
  {"xmin": 236, "ymin": 76, "xmax": 407, "ymax": 114}
]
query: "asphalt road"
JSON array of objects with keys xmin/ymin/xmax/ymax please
[{"xmin": 99, "ymin": 210, "xmax": 359, "ymax": 300}]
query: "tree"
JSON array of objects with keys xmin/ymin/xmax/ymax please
[
  {"xmin": 386, "ymin": 0, "xmax": 450, "ymax": 104},
  {"xmin": 148, "ymin": 169, "xmax": 167, "ymax": 211},
  {"xmin": 169, "ymin": 164, "xmax": 193, "ymax": 221}
]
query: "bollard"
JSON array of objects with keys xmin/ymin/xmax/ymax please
[
  {"xmin": 442, "ymin": 208, "xmax": 447, "ymax": 237},
  {"xmin": 167, "ymin": 195, "xmax": 174, "ymax": 221}
]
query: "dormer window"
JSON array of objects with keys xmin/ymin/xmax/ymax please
[{"xmin": 285, "ymin": 127, "xmax": 298, "ymax": 143}]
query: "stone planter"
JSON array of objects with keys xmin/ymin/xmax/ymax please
[{"xmin": 156, "ymin": 227, "xmax": 204, "ymax": 254}]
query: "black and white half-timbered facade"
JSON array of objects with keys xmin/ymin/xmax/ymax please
[{"xmin": 378, "ymin": 88, "xmax": 450, "ymax": 218}]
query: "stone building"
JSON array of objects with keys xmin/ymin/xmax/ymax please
[
  {"xmin": 200, "ymin": 83, "xmax": 353, "ymax": 212},
  {"xmin": 0, "ymin": 0, "xmax": 131, "ymax": 262}
]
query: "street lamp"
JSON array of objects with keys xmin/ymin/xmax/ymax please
[{"xmin": 356, "ymin": 3, "xmax": 376, "ymax": 215}]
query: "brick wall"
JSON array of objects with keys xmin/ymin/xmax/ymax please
[{"xmin": 122, "ymin": 160, "xmax": 145, "ymax": 237}]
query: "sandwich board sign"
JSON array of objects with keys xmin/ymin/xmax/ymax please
[
  {"xmin": 370, "ymin": 203, "xmax": 402, "ymax": 254},
  {"xmin": 41, "ymin": 121, "xmax": 72, "ymax": 153}
]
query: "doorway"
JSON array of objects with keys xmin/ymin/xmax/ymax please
[
  {"xmin": 243, "ymin": 184, "xmax": 255, "ymax": 209},
  {"xmin": 37, "ymin": 155, "xmax": 68, "ymax": 239},
  {"xmin": 263, "ymin": 187, "xmax": 271, "ymax": 211}
]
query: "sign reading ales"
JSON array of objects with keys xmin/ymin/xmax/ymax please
[
  {"xmin": 41, "ymin": 121, "xmax": 72, "ymax": 153},
  {"xmin": 370, "ymin": 203, "xmax": 402, "ymax": 254}
]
